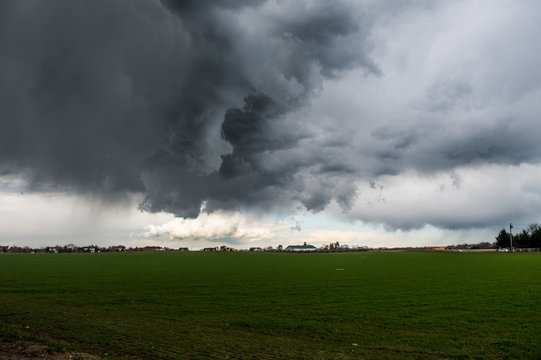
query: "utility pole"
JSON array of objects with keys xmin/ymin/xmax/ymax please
[{"xmin": 509, "ymin": 223, "xmax": 514, "ymax": 252}]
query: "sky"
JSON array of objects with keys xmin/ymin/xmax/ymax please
[{"xmin": 1, "ymin": 0, "xmax": 541, "ymax": 249}]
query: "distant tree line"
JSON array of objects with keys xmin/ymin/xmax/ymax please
[
  {"xmin": 0, "ymin": 244, "xmax": 155, "ymax": 254},
  {"xmin": 446, "ymin": 242, "xmax": 493, "ymax": 250},
  {"xmin": 495, "ymin": 223, "xmax": 541, "ymax": 249}
]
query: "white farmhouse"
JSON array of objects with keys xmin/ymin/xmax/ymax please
[{"xmin": 285, "ymin": 242, "xmax": 317, "ymax": 252}]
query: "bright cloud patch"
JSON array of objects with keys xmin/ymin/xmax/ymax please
[{"xmin": 140, "ymin": 211, "xmax": 292, "ymax": 244}]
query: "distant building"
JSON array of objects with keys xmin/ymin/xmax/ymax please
[
  {"xmin": 219, "ymin": 245, "xmax": 237, "ymax": 251},
  {"xmin": 285, "ymin": 242, "xmax": 317, "ymax": 252},
  {"xmin": 65, "ymin": 244, "xmax": 77, "ymax": 251},
  {"xmin": 144, "ymin": 246, "xmax": 165, "ymax": 251},
  {"xmin": 425, "ymin": 246, "xmax": 445, "ymax": 251},
  {"xmin": 178, "ymin": 247, "xmax": 189, "ymax": 251},
  {"xmin": 108, "ymin": 245, "xmax": 126, "ymax": 252},
  {"xmin": 202, "ymin": 247, "xmax": 218, "ymax": 251},
  {"xmin": 249, "ymin": 247, "xmax": 262, "ymax": 252}
]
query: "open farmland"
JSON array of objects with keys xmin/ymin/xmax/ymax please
[{"xmin": 0, "ymin": 251, "xmax": 540, "ymax": 359}]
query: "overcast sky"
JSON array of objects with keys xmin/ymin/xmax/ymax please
[{"xmin": 2, "ymin": 0, "xmax": 541, "ymax": 249}]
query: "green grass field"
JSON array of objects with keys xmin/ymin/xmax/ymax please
[{"xmin": 1, "ymin": 251, "xmax": 540, "ymax": 359}]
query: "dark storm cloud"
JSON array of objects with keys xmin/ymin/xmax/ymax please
[
  {"xmin": 3, "ymin": 0, "xmax": 541, "ymax": 231},
  {"xmin": 0, "ymin": 0, "xmax": 376, "ymax": 217}
]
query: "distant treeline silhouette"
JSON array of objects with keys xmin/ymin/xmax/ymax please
[{"xmin": 495, "ymin": 223, "xmax": 541, "ymax": 249}]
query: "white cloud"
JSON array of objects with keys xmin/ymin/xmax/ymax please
[{"xmin": 140, "ymin": 209, "xmax": 294, "ymax": 245}]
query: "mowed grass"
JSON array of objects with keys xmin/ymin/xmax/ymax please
[{"xmin": 0, "ymin": 251, "xmax": 540, "ymax": 359}]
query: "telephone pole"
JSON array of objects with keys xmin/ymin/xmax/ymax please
[{"xmin": 509, "ymin": 223, "xmax": 514, "ymax": 252}]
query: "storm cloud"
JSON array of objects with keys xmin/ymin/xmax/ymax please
[
  {"xmin": 0, "ymin": 0, "xmax": 375, "ymax": 216},
  {"xmin": 2, "ymin": 0, "xmax": 541, "ymax": 231}
]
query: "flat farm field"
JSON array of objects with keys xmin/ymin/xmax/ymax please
[{"xmin": 1, "ymin": 251, "xmax": 540, "ymax": 359}]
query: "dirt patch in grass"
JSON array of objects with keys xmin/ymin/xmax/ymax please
[{"xmin": 0, "ymin": 341, "xmax": 101, "ymax": 360}]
